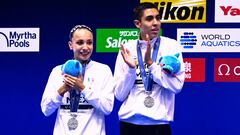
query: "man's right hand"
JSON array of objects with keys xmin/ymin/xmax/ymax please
[{"xmin": 120, "ymin": 44, "xmax": 136, "ymax": 68}]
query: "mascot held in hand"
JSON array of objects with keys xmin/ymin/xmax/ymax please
[
  {"xmin": 61, "ymin": 60, "xmax": 82, "ymax": 77},
  {"xmin": 159, "ymin": 53, "xmax": 181, "ymax": 77}
]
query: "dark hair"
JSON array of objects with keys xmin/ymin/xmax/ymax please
[
  {"xmin": 133, "ymin": 2, "xmax": 158, "ymax": 21},
  {"xmin": 69, "ymin": 25, "xmax": 92, "ymax": 40}
]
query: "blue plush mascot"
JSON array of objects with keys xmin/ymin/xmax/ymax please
[
  {"xmin": 61, "ymin": 60, "xmax": 82, "ymax": 77},
  {"xmin": 159, "ymin": 53, "xmax": 181, "ymax": 77}
]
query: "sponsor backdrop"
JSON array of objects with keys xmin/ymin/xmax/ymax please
[{"xmin": 0, "ymin": 0, "xmax": 240, "ymax": 135}]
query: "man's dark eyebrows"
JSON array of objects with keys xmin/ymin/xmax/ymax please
[
  {"xmin": 146, "ymin": 15, "xmax": 154, "ymax": 18},
  {"xmin": 145, "ymin": 13, "xmax": 160, "ymax": 18},
  {"xmin": 145, "ymin": 15, "xmax": 154, "ymax": 19},
  {"xmin": 156, "ymin": 14, "xmax": 160, "ymax": 17}
]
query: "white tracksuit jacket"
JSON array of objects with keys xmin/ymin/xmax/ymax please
[
  {"xmin": 41, "ymin": 60, "xmax": 114, "ymax": 135},
  {"xmin": 114, "ymin": 36, "xmax": 185, "ymax": 125}
]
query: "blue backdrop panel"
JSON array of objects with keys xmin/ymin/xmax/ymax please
[{"xmin": 0, "ymin": 0, "xmax": 240, "ymax": 135}]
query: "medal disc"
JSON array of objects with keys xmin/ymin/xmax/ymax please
[
  {"xmin": 144, "ymin": 96, "xmax": 154, "ymax": 108},
  {"xmin": 68, "ymin": 117, "xmax": 78, "ymax": 130}
]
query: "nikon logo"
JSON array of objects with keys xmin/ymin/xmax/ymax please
[{"xmin": 141, "ymin": 0, "xmax": 206, "ymax": 23}]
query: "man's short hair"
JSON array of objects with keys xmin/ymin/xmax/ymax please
[{"xmin": 133, "ymin": 2, "xmax": 158, "ymax": 21}]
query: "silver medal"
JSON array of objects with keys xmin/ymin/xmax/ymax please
[
  {"xmin": 144, "ymin": 95, "xmax": 154, "ymax": 108},
  {"xmin": 68, "ymin": 116, "xmax": 78, "ymax": 130}
]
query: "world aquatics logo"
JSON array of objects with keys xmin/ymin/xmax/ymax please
[{"xmin": 180, "ymin": 32, "xmax": 197, "ymax": 49}]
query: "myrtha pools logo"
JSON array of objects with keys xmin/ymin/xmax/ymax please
[{"xmin": 0, "ymin": 28, "xmax": 39, "ymax": 52}]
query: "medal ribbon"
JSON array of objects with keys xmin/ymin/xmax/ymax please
[
  {"xmin": 70, "ymin": 59, "xmax": 90, "ymax": 112},
  {"xmin": 137, "ymin": 37, "xmax": 160, "ymax": 92}
]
